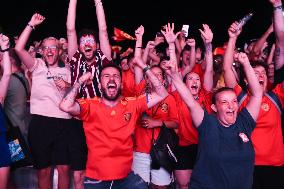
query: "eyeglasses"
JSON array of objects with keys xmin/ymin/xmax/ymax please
[
  {"xmin": 80, "ymin": 38, "xmax": 95, "ymax": 45},
  {"xmin": 42, "ymin": 45, "xmax": 58, "ymax": 51}
]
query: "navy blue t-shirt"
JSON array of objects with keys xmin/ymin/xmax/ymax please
[{"xmin": 189, "ymin": 108, "xmax": 256, "ymax": 189}]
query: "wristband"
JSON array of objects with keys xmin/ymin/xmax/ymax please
[
  {"xmin": 135, "ymin": 46, "xmax": 142, "ymax": 48},
  {"xmin": 0, "ymin": 47, "xmax": 10, "ymax": 52},
  {"xmin": 143, "ymin": 66, "xmax": 150, "ymax": 74},
  {"xmin": 95, "ymin": 0, "xmax": 102, "ymax": 6},
  {"xmin": 27, "ymin": 23, "xmax": 35, "ymax": 30},
  {"xmin": 273, "ymin": 5, "xmax": 282, "ymax": 11}
]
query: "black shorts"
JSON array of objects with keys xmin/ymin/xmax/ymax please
[
  {"xmin": 252, "ymin": 165, "xmax": 284, "ymax": 189},
  {"xmin": 175, "ymin": 144, "xmax": 197, "ymax": 170},
  {"xmin": 28, "ymin": 114, "xmax": 71, "ymax": 169},
  {"xmin": 69, "ymin": 118, "xmax": 87, "ymax": 171}
]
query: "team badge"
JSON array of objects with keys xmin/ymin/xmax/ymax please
[
  {"xmin": 161, "ymin": 103, "xmax": 169, "ymax": 113},
  {"xmin": 261, "ymin": 103, "xmax": 269, "ymax": 112},
  {"xmin": 124, "ymin": 113, "xmax": 132, "ymax": 122},
  {"xmin": 110, "ymin": 110, "xmax": 116, "ymax": 116},
  {"xmin": 239, "ymin": 132, "xmax": 249, "ymax": 143}
]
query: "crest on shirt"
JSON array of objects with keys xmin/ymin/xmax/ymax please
[
  {"xmin": 261, "ymin": 103, "xmax": 269, "ymax": 112},
  {"xmin": 239, "ymin": 132, "xmax": 249, "ymax": 143},
  {"xmin": 110, "ymin": 110, "xmax": 116, "ymax": 116},
  {"xmin": 124, "ymin": 113, "xmax": 132, "ymax": 122},
  {"xmin": 160, "ymin": 103, "xmax": 169, "ymax": 113}
]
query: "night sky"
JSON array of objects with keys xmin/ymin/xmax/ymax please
[{"xmin": 0, "ymin": 0, "xmax": 275, "ymax": 51}]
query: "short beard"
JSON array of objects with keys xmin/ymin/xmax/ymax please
[
  {"xmin": 83, "ymin": 51, "xmax": 95, "ymax": 62},
  {"xmin": 101, "ymin": 87, "xmax": 121, "ymax": 101}
]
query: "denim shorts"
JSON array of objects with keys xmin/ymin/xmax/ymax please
[{"xmin": 84, "ymin": 171, "xmax": 148, "ymax": 189}]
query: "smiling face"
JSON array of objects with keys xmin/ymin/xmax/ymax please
[
  {"xmin": 79, "ymin": 35, "xmax": 97, "ymax": 62},
  {"xmin": 100, "ymin": 67, "xmax": 122, "ymax": 101},
  {"xmin": 212, "ymin": 90, "xmax": 239, "ymax": 127},
  {"xmin": 42, "ymin": 38, "xmax": 60, "ymax": 67},
  {"xmin": 185, "ymin": 72, "xmax": 201, "ymax": 98}
]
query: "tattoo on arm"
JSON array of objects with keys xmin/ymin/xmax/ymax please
[
  {"xmin": 63, "ymin": 82, "xmax": 80, "ymax": 102},
  {"xmin": 205, "ymin": 43, "xmax": 212, "ymax": 54},
  {"xmin": 274, "ymin": 47, "xmax": 281, "ymax": 69}
]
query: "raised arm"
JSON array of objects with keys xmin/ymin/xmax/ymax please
[
  {"xmin": 15, "ymin": 13, "xmax": 45, "ymax": 69},
  {"xmin": 267, "ymin": 43, "xmax": 276, "ymax": 83},
  {"xmin": 199, "ymin": 24, "xmax": 214, "ymax": 91},
  {"xmin": 161, "ymin": 23, "xmax": 180, "ymax": 70},
  {"xmin": 66, "ymin": 0, "xmax": 79, "ymax": 59},
  {"xmin": 60, "ymin": 72, "xmax": 92, "ymax": 115},
  {"xmin": 270, "ymin": 0, "xmax": 284, "ymax": 72},
  {"xmin": 237, "ymin": 53, "xmax": 262, "ymax": 120},
  {"xmin": 223, "ymin": 21, "xmax": 241, "ymax": 88},
  {"xmin": 134, "ymin": 25, "xmax": 144, "ymax": 58},
  {"xmin": 133, "ymin": 25, "xmax": 145, "ymax": 84},
  {"xmin": 0, "ymin": 34, "xmax": 12, "ymax": 104},
  {"xmin": 252, "ymin": 24, "xmax": 273, "ymax": 57},
  {"xmin": 181, "ymin": 39, "xmax": 196, "ymax": 77},
  {"xmin": 95, "ymin": 0, "xmax": 111, "ymax": 60},
  {"xmin": 165, "ymin": 58, "xmax": 204, "ymax": 127},
  {"xmin": 142, "ymin": 40, "xmax": 155, "ymax": 64},
  {"xmin": 133, "ymin": 57, "xmax": 168, "ymax": 108}
]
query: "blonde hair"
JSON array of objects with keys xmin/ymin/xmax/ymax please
[{"xmin": 41, "ymin": 37, "xmax": 59, "ymax": 48}]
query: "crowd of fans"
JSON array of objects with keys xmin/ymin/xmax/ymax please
[{"xmin": 0, "ymin": 0, "xmax": 283, "ymax": 189}]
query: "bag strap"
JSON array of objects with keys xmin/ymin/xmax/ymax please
[
  {"xmin": 3, "ymin": 107, "xmax": 16, "ymax": 130},
  {"xmin": 12, "ymin": 73, "xmax": 29, "ymax": 97}
]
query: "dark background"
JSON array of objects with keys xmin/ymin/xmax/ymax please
[{"xmin": 0, "ymin": 0, "xmax": 276, "ymax": 51}]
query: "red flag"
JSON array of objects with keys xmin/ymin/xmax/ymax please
[
  {"xmin": 120, "ymin": 48, "xmax": 134, "ymax": 58},
  {"xmin": 111, "ymin": 45, "xmax": 122, "ymax": 53},
  {"xmin": 112, "ymin": 27, "xmax": 136, "ymax": 42}
]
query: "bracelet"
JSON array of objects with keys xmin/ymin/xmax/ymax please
[
  {"xmin": 273, "ymin": 5, "xmax": 282, "ymax": 11},
  {"xmin": 143, "ymin": 66, "xmax": 150, "ymax": 74},
  {"xmin": 135, "ymin": 46, "xmax": 142, "ymax": 48},
  {"xmin": 95, "ymin": 0, "xmax": 102, "ymax": 6},
  {"xmin": 27, "ymin": 23, "xmax": 35, "ymax": 30},
  {"xmin": 0, "ymin": 47, "xmax": 10, "ymax": 52}
]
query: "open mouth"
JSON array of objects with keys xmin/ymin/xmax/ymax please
[
  {"xmin": 226, "ymin": 110, "xmax": 235, "ymax": 116},
  {"xmin": 84, "ymin": 47, "xmax": 92, "ymax": 52},
  {"xmin": 107, "ymin": 83, "xmax": 117, "ymax": 90},
  {"xmin": 259, "ymin": 80, "xmax": 264, "ymax": 85},
  {"xmin": 191, "ymin": 85, "xmax": 198, "ymax": 90}
]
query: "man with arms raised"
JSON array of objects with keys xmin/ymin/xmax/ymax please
[{"xmin": 60, "ymin": 58, "xmax": 168, "ymax": 188}]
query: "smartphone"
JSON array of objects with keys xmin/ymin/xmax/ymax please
[{"xmin": 182, "ymin": 25, "xmax": 189, "ymax": 37}]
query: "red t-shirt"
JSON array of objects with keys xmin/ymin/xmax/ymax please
[
  {"xmin": 191, "ymin": 63, "xmax": 204, "ymax": 83},
  {"xmin": 172, "ymin": 89, "xmax": 213, "ymax": 146},
  {"xmin": 235, "ymin": 84, "xmax": 284, "ymax": 166},
  {"xmin": 134, "ymin": 94, "xmax": 179, "ymax": 153},
  {"xmin": 77, "ymin": 96, "xmax": 147, "ymax": 180},
  {"xmin": 122, "ymin": 70, "xmax": 136, "ymax": 97}
]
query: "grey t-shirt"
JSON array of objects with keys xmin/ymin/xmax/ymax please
[{"xmin": 4, "ymin": 72, "xmax": 30, "ymax": 136}]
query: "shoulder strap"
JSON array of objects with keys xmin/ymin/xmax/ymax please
[
  {"xmin": 265, "ymin": 91, "xmax": 284, "ymax": 142},
  {"xmin": 237, "ymin": 90, "xmax": 248, "ymax": 106},
  {"xmin": 12, "ymin": 73, "xmax": 29, "ymax": 97},
  {"xmin": 265, "ymin": 91, "xmax": 282, "ymax": 114}
]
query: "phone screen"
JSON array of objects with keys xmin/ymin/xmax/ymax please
[{"xmin": 182, "ymin": 25, "xmax": 189, "ymax": 37}]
